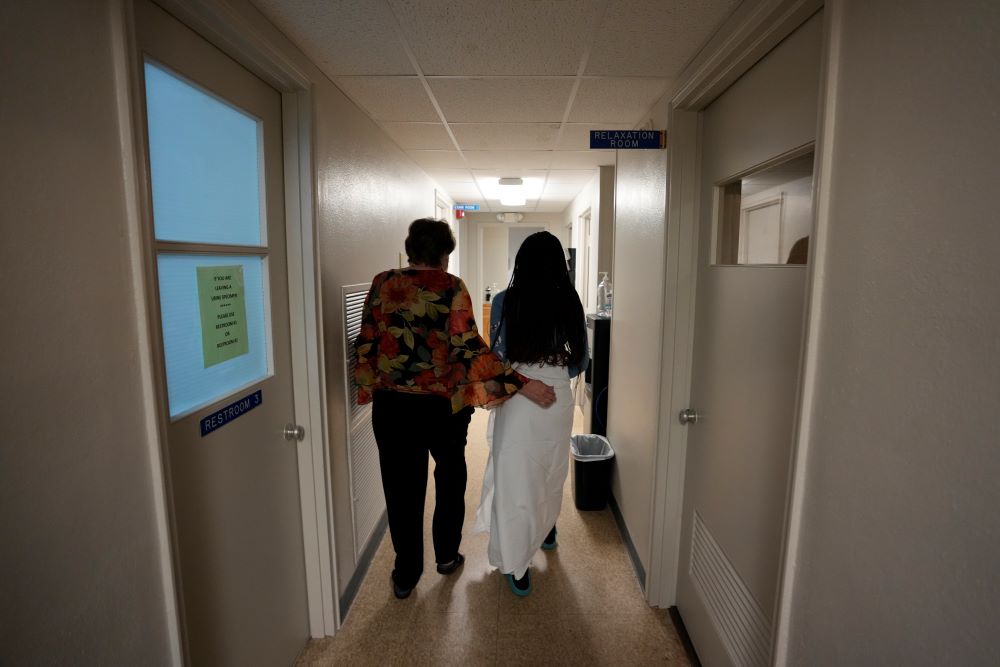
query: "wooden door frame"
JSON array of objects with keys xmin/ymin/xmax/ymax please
[
  {"xmin": 645, "ymin": 2, "xmax": 828, "ymax": 665},
  {"xmin": 117, "ymin": 1, "xmax": 339, "ymax": 658}
]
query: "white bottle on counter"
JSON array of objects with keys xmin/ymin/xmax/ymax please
[
  {"xmin": 604, "ymin": 273, "xmax": 615, "ymax": 317},
  {"xmin": 597, "ymin": 272, "xmax": 611, "ymax": 316}
]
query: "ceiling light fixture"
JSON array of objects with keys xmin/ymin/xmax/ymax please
[{"xmin": 498, "ymin": 177, "xmax": 526, "ymax": 206}]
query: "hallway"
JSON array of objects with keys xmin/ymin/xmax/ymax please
[
  {"xmin": 297, "ymin": 410, "xmax": 690, "ymax": 666},
  {"xmin": 4, "ymin": 0, "xmax": 1000, "ymax": 664}
]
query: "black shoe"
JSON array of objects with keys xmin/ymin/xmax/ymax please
[
  {"xmin": 436, "ymin": 553, "xmax": 465, "ymax": 575},
  {"xmin": 391, "ymin": 572, "xmax": 414, "ymax": 599},
  {"xmin": 505, "ymin": 570, "xmax": 531, "ymax": 597},
  {"xmin": 541, "ymin": 526, "xmax": 558, "ymax": 551}
]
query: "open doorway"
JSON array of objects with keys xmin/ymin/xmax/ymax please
[{"xmin": 477, "ymin": 223, "xmax": 546, "ymax": 340}]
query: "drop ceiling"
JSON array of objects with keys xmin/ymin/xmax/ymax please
[{"xmin": 251, "ymin": 0, "xmax": 739, "ymax": 213}]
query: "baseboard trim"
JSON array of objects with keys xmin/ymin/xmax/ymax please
[
  {"xmin": 608, "ymin": 493, "xmax": 646, "ymax": 589},
  {"xmin": 337, "ymin": 511, "xmax": 388, "ymax": 622},
  {"xmin": 669, "ymin": 606, "xmax": 703, "ymax": 666}
]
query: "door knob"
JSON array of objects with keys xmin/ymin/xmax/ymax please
[
  {"xmin": 283, "ymin": 424, "xmax": 305, "ymax": 441},
  {"xmin": 678, "ymin": 409, "xmax": 699, "ymax": 425}
]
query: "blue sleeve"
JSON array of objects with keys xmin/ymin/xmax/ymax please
[
  {"xmin": 568, "ymin": 315, "xmax": 589, "ymax": 379},
  {"xmin": 490, "ymin": 290, "xmax": 507, "ymax": 359}
]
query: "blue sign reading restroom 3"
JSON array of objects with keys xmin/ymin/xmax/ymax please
[
  {"xmin": 200, "ymin": 389, "xmax": 262, "ymax": 436},
  {"xmin": 590, "ymin": 130, "xmax": 665, "ymax": 149}
]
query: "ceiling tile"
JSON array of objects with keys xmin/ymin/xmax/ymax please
[
  {"xmin": 251, "ymin": 0, "xmax": 415, "ymax": 75},
  {"xmin": 382, "ymin": 123, "xmax": 455, "ymax": 150},
  {"xmin": 334, "ymin": 77, "xmax": 439, "ymax": 122},
  {"xmin": 585, "ymin": 0, "xmax": 741, "ymax": 76},
  {"xmin": 389, "ymin": 0, "xmax": 604, "ymax": 75},
  {"xmin": 450, "ymin": 123, "xmax": 561, "ymax": 151},
  {"xmin": 380, "ymin": 123, "xmax": 455, "ymax": 150},
  {"xmin": 558, "ymin": 124, "xmax": 610, "ymax": 150},
  {"xmin": 535, "ymin": 200, "xmax": 572, "ymax": 213},
  {"xmin": 407, "ymin": 150, "xmax": 467, "ymax": 169},
  {"xmin": 542, "ymin": 182, "xmax": 589, "ymax": 197},
  {"xmin": 550, "ymin": 151, "xmax": 616, "ymax": 169},
  {"xmin": 464, "ymin": 151, "xmax": 553, "ymax": 170},
  {"xmin": 472, "ymin": 169, "xmax": 548, "ymax": 181},
  {"xmin": 445, "ymin": 184, "xmax": 485, "ymax": 198},
  {"xmin": 545, "ymin": 170, "xmax": 599, "ymax": 185},
  {"xmin": 429, "ymin": 78, "xmax": 574, "ymax": 123},
  {"xmin": 424, "ymin": 168, "xmax": 476, "ymax": 183},
  {"xmin": 252, "ymin": 0, "xmax": 737, "ymax": 213},
  {"xmin": 568, "ymin": 78, "xmax": 671, "ymax": 124}
]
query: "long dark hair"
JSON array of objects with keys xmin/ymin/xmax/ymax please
[{"xmin": 499, "ymin": 231, "xmax": 586, "ymax": 367}]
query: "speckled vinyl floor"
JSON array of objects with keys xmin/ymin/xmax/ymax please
[{"xmin": 296, "ymin": 408, "xmax": 691, "ymax": 666}]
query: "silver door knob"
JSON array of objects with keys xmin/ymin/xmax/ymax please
[
  {"xmin": 678, "ymin": 409, "xmax": 699, "ymax": 425},
  {"xmin": 283, "ymin": 424, "xmax": 305, "ymax": 441}
]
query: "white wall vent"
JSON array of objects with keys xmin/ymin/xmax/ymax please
[
  {"xmin": 342, "ymin": 283, "xmax": 385, "ymax": 561},
  {"xmin": 690, "ymin": 511, "xmax": 772, "ymax": 667}
]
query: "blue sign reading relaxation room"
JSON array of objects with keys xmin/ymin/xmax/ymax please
[
  {"xmin": 200, "ymin": 390, "xmax": 262, "ymax": 436},
  {"xmin": 590, "ymin": 130, "xmax": 664, "ymax": 149}
]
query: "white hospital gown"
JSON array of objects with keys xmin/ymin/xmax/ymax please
[{"xmin": 473, "ymin": 362, "xmax": 574, "ymax": 579}]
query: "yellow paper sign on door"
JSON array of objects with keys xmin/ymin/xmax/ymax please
[{"xmin": 197, "ymin": 265, "xmax": 249, "ymax": 367}]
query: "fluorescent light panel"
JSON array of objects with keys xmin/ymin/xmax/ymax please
[{"xmin": 475, "ymin": 175, "xmax": 543, "ymax": 207}]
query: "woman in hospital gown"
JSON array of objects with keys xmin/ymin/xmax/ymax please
[{"xmin": 474, "ymin": 231, "xmax": 588, "ymax": 596}]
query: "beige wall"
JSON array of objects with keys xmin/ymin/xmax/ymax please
[
  {"xmin": 482, "ymin": 225, "xmax": 509, "ymax": 297},
  {"xmin": 605, "ymin": 97, "xmax": 671, "ymax": 573},
  {"xmin": 597, "ymin": 166, "xmax": 616, "ymax": 283},
  {"xmin": 0, "ymin": 1, "xmax": 176, "ymax": 663},
  {"xmin": 785, "ymin": 1, "xmax": 1000, "ymax": 663}
]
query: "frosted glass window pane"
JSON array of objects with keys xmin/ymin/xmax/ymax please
[
  {"xmin": 158, "ymin": 254, "xmax": 271, "ymax": 418},
  {"xmin": 145, "ymin": 61, "xmax": 263, "ymax": 246}
]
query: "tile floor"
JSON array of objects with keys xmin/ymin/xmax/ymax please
[{"xmin": 297, "ymin": 408, "xmax": 691, "ymax": 666}]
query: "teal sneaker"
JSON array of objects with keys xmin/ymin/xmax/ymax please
[{"xmin": 505, "ymin": 570, "xmax": 531, "ymax": 597}]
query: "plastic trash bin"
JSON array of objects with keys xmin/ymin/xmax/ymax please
[{"xmin": 570, "ymin": 434, "xmax": 615, "ymax": 511}]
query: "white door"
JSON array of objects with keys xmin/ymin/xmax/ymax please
[
  {"xmin": 436, "ymin": 192, "xmax": 460, "ymax": 276},
  {"xmin": 675, "ymin": 13, "xmax": 822, "ymax": 667},
  {"xmin": 136, "ymin": 2, "xmax": 308, "ymax": 664}
]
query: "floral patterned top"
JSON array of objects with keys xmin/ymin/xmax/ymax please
[{"xmin": 353, "ymin": 268, "xmax": 526, "ymax": 413}]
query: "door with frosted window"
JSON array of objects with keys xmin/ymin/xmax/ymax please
[{"xmin": 136, "ymin": 2, "xmax": 307, "ymax": 664}]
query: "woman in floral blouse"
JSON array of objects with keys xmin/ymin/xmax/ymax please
[{"xmin": 353, "ymin": 218, "xmax": 555, "ymax": 599}]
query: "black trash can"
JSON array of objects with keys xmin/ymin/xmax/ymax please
[{"xmin": 570, "ymin": 434, "xmax": 615, "ymax": 511}]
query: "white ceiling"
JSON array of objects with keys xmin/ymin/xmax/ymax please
[{"xmin": 250, "ymin": 0, "xmax": 740, "ymax": 214}]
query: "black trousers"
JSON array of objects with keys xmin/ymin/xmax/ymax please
[{"xmin": 371, "ymin": 390, "xmax": 473, "ymax": 589}]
